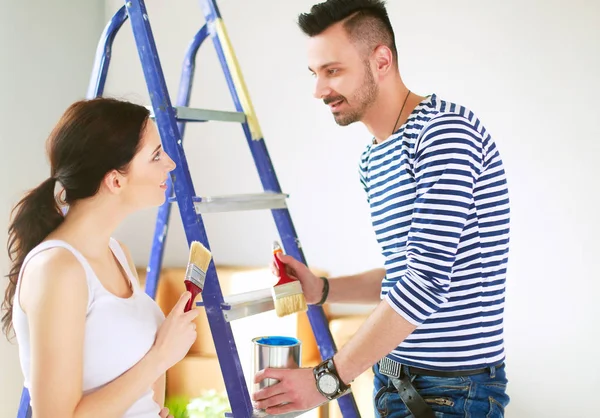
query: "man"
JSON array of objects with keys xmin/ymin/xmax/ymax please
[{"xmin": 253, "ymin": 0, "xmax": 511, "ymax": 416}]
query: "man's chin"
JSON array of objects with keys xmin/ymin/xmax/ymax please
[{"xmin": 333, "ymin": 112, "xmax": 359, "ymax": 127}]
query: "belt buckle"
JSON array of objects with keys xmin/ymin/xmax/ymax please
[{"xmin": 379, "ymin": 357, "xmax": 402, "ymax": 379}]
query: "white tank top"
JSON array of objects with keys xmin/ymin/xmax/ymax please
[{"xmin": 12, "ymin": 238, "xmax": 166, "ymax": 417}]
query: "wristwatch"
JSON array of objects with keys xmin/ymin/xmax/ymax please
[{"xmin": 313, "ymin": 358, "xmax": 351, "ymax": 400}]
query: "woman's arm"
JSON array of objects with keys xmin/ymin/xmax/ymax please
[
  {"xmin": 152, "ymin": 374, "xmax": 166, "ymax": 407},
  {"xmin": 21, "ymin": 248, "xmax": 198, "ymax": 418}
]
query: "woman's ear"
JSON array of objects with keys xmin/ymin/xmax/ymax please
[{"xmin": 103, "ymin": 169, "xmax": 126, "ymax": 195}]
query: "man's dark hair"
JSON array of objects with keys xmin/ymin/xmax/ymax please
[{"xmin": 298, "ymin": 0, "xmax": 397, "ymax": 64}]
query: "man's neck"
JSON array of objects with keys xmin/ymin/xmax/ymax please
[{"xmin": 362, "ymin": 82, "xmax": 422, "ymax": 144}]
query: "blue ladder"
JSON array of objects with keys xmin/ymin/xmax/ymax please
[{"xmin": 17, "ymin": 1, "xmax": 362, "ymax": 417}]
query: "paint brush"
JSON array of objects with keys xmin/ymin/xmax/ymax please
[
  {"xmin": 271, "ymin": 240, "xmax": 308, "ymax": 317},
  {"xmin": 184, "ymin": 240, "xmax": 212, "ymax": 312}
]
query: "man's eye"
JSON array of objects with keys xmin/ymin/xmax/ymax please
[{"xmin": 328, "ymin": 68, "xmax": 339, "ymax": 75}]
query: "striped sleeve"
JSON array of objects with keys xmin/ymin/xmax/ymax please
[{"xmin": 384, "ymin": 114, "xmax": 484, "ymax": 325}]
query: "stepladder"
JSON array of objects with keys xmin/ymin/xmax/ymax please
[{"xmin": 17, "ymin": 1, "xmax": 362, "ymax": 417}]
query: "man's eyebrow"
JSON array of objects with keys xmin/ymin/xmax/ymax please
[{"xmin": 308, "ymin": 61, "xmax": 342, "ymax": 72}]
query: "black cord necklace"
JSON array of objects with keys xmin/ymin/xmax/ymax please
[
  {"xmin": 391, "ymin": 89, "xmax": 411, "ymax": 135},
  {"xmin": 373, "ymin": 89, "xmax": 411, "ymax": 144}
]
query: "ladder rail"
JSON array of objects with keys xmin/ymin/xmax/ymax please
[
  {"xmin": 16, "ymin": 387, "xmax": 31, "ymax": 418},
  {"xmin": 145, "ymin": 23, "xmax": 210, "ymax": 299},
  {"xmin": 125, "ymin": 1, "xmax": 254, "ymax": 416},
  {"xmin": 86, "ymin": 5, "xmax": 128, "ymax": 99},
  {"xmin": 199, "ymin": 0, "xmax": 361, "ymax": 415}
]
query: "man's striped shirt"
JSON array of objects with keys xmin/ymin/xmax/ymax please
[{"xmin": 358, "ymin": 94, "xmax": 510, "ymax": 371}]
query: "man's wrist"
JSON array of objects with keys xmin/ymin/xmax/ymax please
[{"xmin": 332, "ymin": 353, "xmax": 355, "ymax": 386}]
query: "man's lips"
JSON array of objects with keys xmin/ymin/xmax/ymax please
[{"xmin": 327, "ymin": 99, "xmax": 344, "ymax": 110}]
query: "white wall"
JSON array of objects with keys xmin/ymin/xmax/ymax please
[
  {"xmin": 0, "ymin": 0, "xmax": 598, "ymax": 417},
  {"xmin": 103, "ymin": 1, "xmax": 600, "ymax": 417},
  {"xmin": 0, "ymin": 1, "xmax": 104, "ymax": 417}
]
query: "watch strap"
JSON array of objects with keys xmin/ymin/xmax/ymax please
[{"xmin": 313, "ymin": 358, "xmax": 350, "ymax": 400}]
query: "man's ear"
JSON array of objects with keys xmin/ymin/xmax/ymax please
[
  {"xmin": 103, "ymin": 169, "xmax": 126, "ymax": 195},
  {"xmin": 372, "ymin": 44, "xmax": 394, "ymax": 78}
]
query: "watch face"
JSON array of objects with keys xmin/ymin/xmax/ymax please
[{"xmin": 318, "ymin": 373, "xmax": 339, "ymax": 395}]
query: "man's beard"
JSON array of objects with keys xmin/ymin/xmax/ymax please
[{"xmin": 326, "ymin": 63, "xmax": 378, "ymax": 127}]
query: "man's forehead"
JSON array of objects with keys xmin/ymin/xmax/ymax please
[{"xmin": 306, "ymin": 26, "xmax": 357, "ymax": 70}]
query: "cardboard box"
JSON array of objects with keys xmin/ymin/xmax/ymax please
[{"xmin": 166, "ymin": 354, "xmax": 225, "ymax": 398}]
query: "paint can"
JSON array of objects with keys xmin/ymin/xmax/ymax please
[{"xmin": 252, "ymin": 336, "xmax": 302, "ymax": 389}]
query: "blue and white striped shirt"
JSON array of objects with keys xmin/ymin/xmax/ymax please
[{"xmin": 359, "ymin": 94, "xmax": 510, "ymax": 371}]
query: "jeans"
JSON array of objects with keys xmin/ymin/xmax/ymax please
[{"xmin": 373, "ymin": 362, "xmax": 510, "ymax": 418}]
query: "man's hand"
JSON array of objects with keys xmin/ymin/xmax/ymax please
[
  {"xmin": 253, "ymin": 368, "xmax": 327, "ymax": 415},
  {"xmin": 271, "ymin": 253, "xmax": 324, "ymax": 305},
  {"xmin": 159, "ymin": 407, "xmax": 173, "ymax": 418}
]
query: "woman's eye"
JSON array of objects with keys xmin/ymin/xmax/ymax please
[{"xmin": 153, "ymin": 151, "xmax": 161, "ymax": 161}]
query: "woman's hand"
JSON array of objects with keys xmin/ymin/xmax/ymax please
[
  {"xmin": 151, "ymin": 291, "xmax": 199, "ymax": 372},
  {"xmin": 159, "ymin": 407, "xmax": 173, "ymax": 418}
]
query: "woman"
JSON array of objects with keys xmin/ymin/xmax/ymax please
[{"xmin": 1, "ymin": 97, "xmax": 199, "ymax": 417}]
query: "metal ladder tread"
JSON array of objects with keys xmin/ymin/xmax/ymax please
[
  {"xmin": 147, "ymin": 105, "xmax": 246, "ymax": 123},
  {"xmin": 168, "ymin": 192, "xmax": 289, "ymax": 213},
  {"xmin": 198, "ymin": 287, "xmax": 274, "ymax": 322}
]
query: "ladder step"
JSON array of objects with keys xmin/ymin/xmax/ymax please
[
  {"xmin": 220, "ymin": 288, "xmax": 275, "ymax": 322},
  {"xmin": 169, "ymin": 193, "xmax": 288, "ymax": 213},
  {"xmin": 147, "ymin": 105, "xmax": 246, "ymax": 123}
]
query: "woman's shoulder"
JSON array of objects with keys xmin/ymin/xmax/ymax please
[
  {"xmin": 19, "ymin": 241, "xmax": 89, "ymax": 314},
  {"xmin": 23, "ymin": 240, "xmax": 85, "ymax": 277}
]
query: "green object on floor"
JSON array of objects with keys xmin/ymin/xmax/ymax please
[
  {"xmin": 187, "ymin": 390, "xmax": 230, "ymax": 418},
  {"xmin": 165, "ymin": 396, "xmax": 190, "ymax": 418}
]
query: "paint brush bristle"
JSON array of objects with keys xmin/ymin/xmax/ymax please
[
  {"xmin": 271, "ymin": 240, "xmax": 308, "ymax": 317},
  {"xmin": 189, "ymin": 241, "xmax": 211, "ymax": 274},
  {"xmin": 272, "ymin": 282, "xmax": 308, "ymax": 317}
]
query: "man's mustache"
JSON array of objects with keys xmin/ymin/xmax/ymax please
[{"xmin": 323, "ymin": 96, "xmax": 345, "ymax": 105}]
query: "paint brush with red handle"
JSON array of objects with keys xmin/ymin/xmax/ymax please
[
  {"xmin": 271, "ymin": 240, "xmax": 308, "ymax": 317},
  {"xmin": 184, "ymin": 241, "xmax": 212, "ymax": 312}
]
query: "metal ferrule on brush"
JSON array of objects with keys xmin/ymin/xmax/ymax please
[
  {"xmin": 185, "ymin": 262, "xmax": 207, "ymax": 289},
  {"xmin": 272, "ymin": 281, "xmax": 303, "ymax": 298}
]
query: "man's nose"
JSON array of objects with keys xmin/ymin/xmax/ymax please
[{"xmin": 313, "ymin": 77, "xmax": 332, "ymax": 100}]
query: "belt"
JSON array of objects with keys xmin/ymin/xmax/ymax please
[
  {"xmin": 377, "ymin": 357, "xmax": 504, "ymax": 418},
  {"xmin": 379, "ymin": 356, "xmax": 505, "ymax": 379}
]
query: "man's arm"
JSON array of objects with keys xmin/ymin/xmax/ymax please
[
  {"xmin": 254, "ymin": 114, "xmax": 484, "ymax": 414},
  {"xmin": 323, "ymin": 268, "xmax": 385, "ymax": 304},
  {"xmin": 335, "ymin": 301, "xmax": 415, "ymax": 382},
  {"xmin": 273, "ymin": 258, "xmax": 384, "ymax": 305}
]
